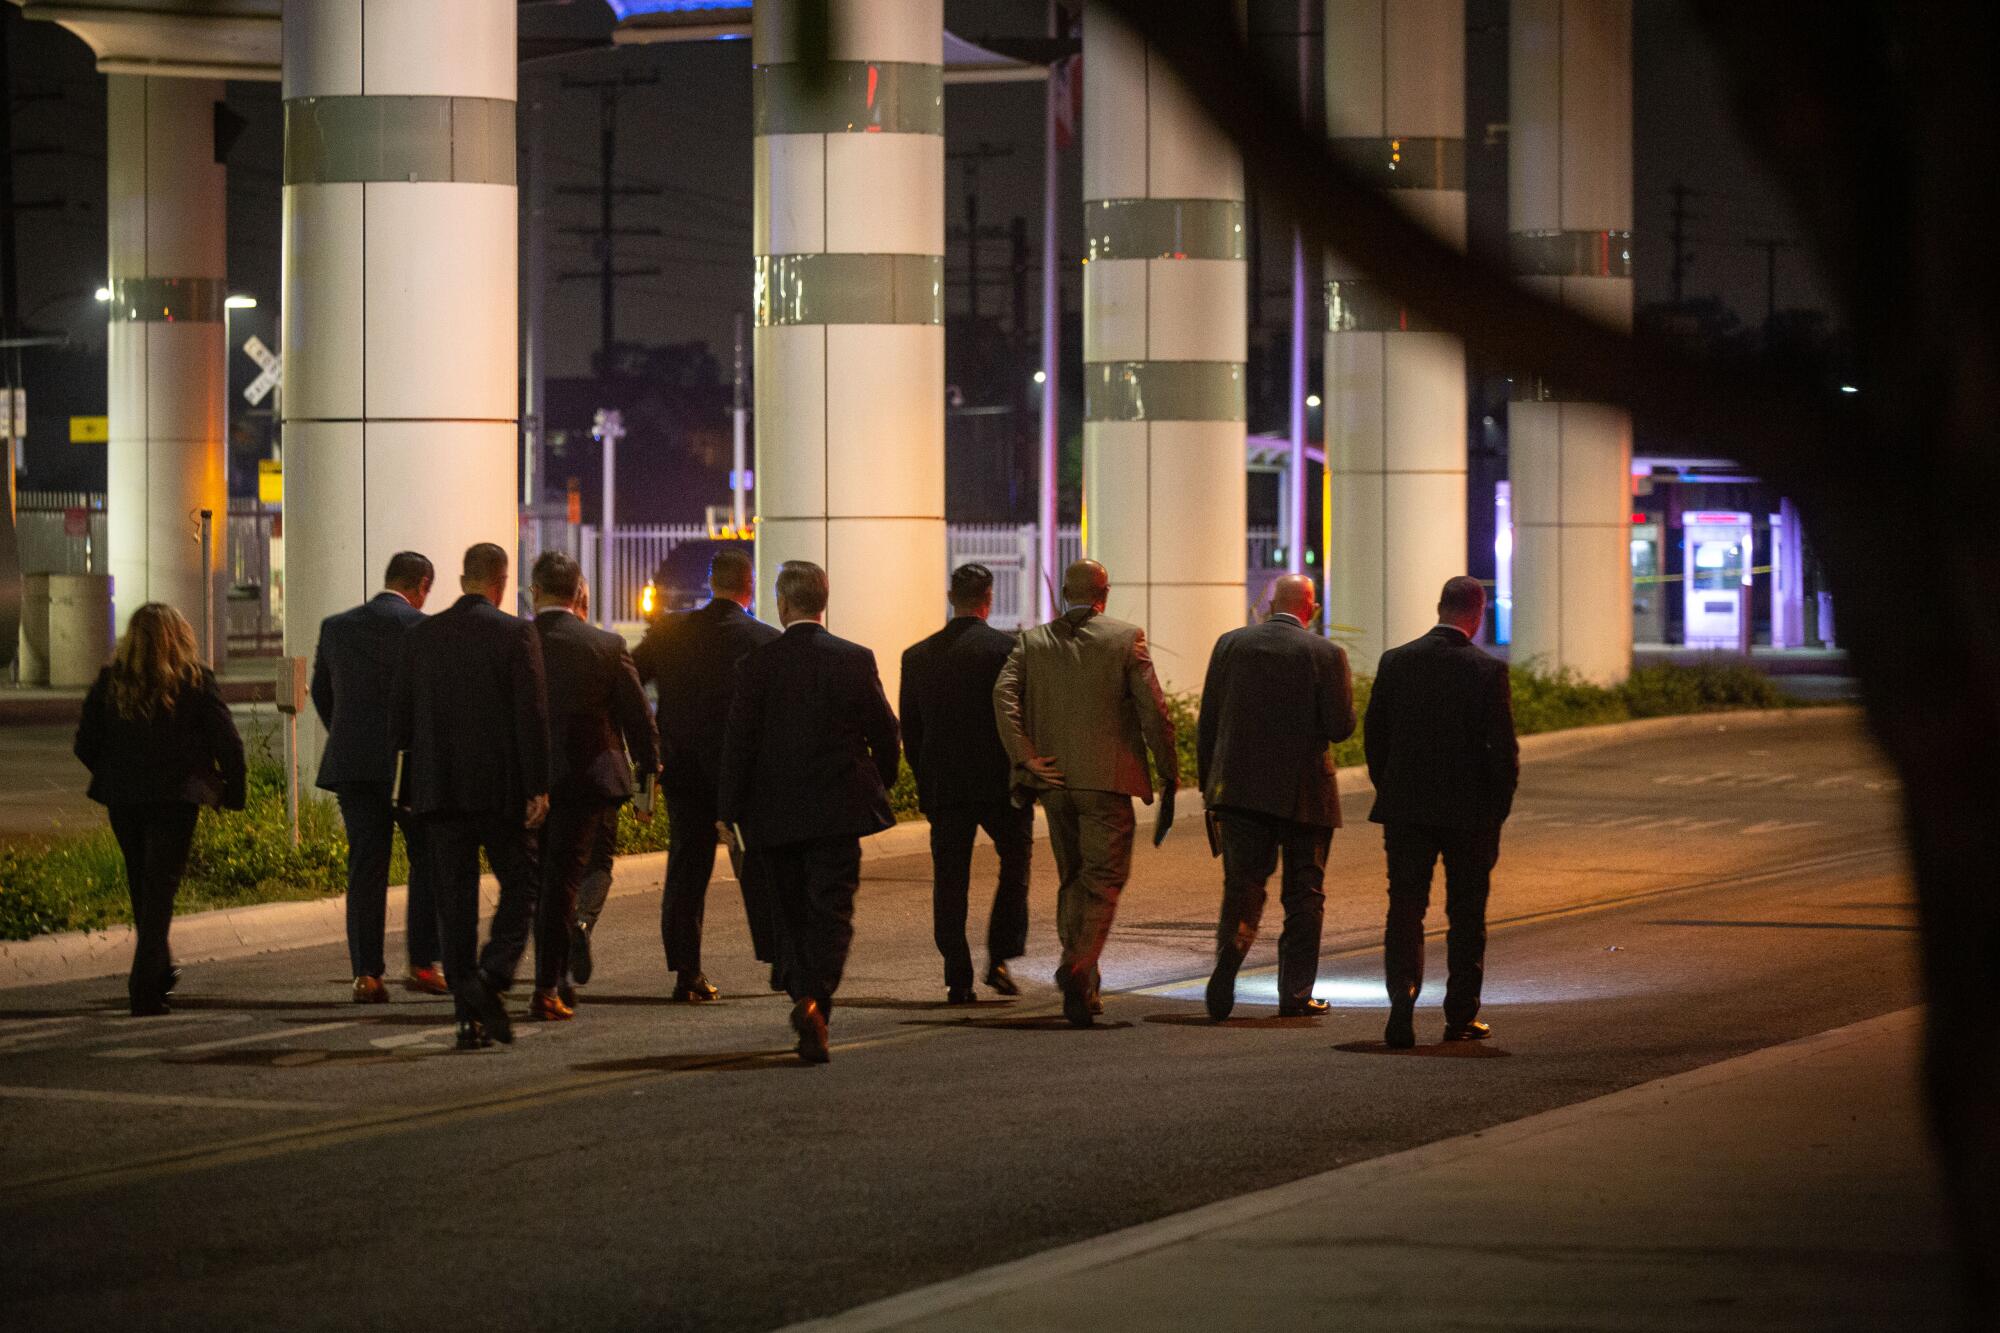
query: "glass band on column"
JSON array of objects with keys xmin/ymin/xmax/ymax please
[
  {"xmin": 1328, "ymin": 136, "xmax": 1465, "ymax": 190},
  {"xmin": 284, "ymin": 96, "xmax": 517, "ymax": 186},
  {"xmin": 1324, "ymin": 280, "xmax": 1441, "ymax": 334},
  {"xmin": 106, "ymin": 277, "xmax": 226, "ymax": 323},
  {"xmin": 1082, "ymin": 199, "xmax": 1246, "ymax": 261},
  {"xmin": 1084, "ymin": 361, "xmax": 1246, "ymax": 423},
  {"xmin": 752, "ymin": 61, "xmax": 944, "ymax": 136},
  {"xmin": 1508, "ymin": 229, "xmax": 1634, "ymax": 278},
  {"xmin": 754, "ymin": 253, "xmax": 943, "ymax": 326}
]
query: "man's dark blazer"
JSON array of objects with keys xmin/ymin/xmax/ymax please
[
  {"xmin": 312, "ymin": 591, "xmax": 424, "ymax": 791},
  {"xmin": 75, "ymin": 667, "xmax": 247, "ymax": 810},
  {"xmin": 534, "ymin": 609, "xmax": 660, "ymax": 802},
  {"xmin": 1197, "ymin": 615, "xmax": 1356, "ymax": 828},
  {"xmin": 633, "ymin": 598, "xmax": 780, "ymax": 804},
  {"xmin": 899, "ymin": 615, "xmax": 1016, "ymax": 815},
  {"xmin": 717, "ymin": 622, "xmax": 901, "ymax": 849},
  {"xmin": 1364, "ymin": 625, "xmax": 1520, "ymax": 830},
  {"xmin": 390, "ymin": 593, "xmax": 552, "ymax": 819}
]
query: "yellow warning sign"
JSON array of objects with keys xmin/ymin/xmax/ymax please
[
  {"xmin": 258, "ymin": 458, "xmax": 283, "ymax": 504},
  {"xmin": 69, "ymin": 415, "xmax": 108, "ymax": 443}
]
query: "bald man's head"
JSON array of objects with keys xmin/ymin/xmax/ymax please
[
  {"xmin": 1061, "ymin": 559, "xmax": 1110, "ymax": 610},
  {"xmin": 1270, "ymin": 573, "xmax": 1317, "ymax": 624}
]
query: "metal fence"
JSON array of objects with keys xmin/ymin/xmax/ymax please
[{"xmin": 20, "ymin": 496, "xmax": 1279, "ymax": 640}]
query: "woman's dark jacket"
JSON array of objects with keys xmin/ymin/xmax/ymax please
[{"xmin": 74, "ymin": 667, "xmax": 248, "ymax": 810}]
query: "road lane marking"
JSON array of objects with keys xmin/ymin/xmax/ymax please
[
  {"xmin": 0, "ymin": 841, "xmax": 1906, "ymax": 1205},
  {"xmin": 168, "ymin": 1021, "xmax": 362, "ymax": 1054},
  {"xmin": 0, "ymin": 1085, "xmax": 333, "ymax": 1112},
  {"xmin": 370, "ymin": 1026, "xmax": 459, "ymax": 1049},
  {"xmin": 95, "ymin": 1048, "xmax": 161, "ymax": 1060}
]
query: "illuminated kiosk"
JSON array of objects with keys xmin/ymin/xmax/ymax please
[
  {"xmin": 1080, "ymin": 5, "xmax": 1248, "ymax": 689},
  {"xmin": 1506, "ymin": 0, "xmax": 1634, "ymax": 684},
  {"xmin": 1323, "ymin": 0, "xmax": 1468, "ymax": 675}
]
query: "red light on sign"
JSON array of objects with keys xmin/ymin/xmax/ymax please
[{"xmin": 1630, "ymin": 512, "xmax": 1646, "ymax": 524}]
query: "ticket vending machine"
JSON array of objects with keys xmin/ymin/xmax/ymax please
[
  {"xmin": 1631, "ymin": 516, "xmax": 1664, "ymax": 645},
  {"xmin": 1683, "ymin": 511, "xmax": 1753, "ymax": 649}
]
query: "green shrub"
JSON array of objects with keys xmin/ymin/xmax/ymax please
[{"xmin": 1618, "ymin": 658, "xmax": 1787, "ymax": 717}]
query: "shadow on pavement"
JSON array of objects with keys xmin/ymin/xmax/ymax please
[
  {"xmin": 839, "ymin": 996, "xmax": 1018, "ymax": 1011},
  {"xmin": 1332, "ymin": 1040, "xmax": 1513, "ymax": 1058},
  {"xmin": 573, "ymin": 1049, "xmax": 801, "ymax": 1074},
  {"xmin": 1145, "ymin": 1012, "xmax": 1326, "ymax": 1030},
  {"xmin": 165, "ymin": 1048, "xmax": 433, "ymax": 1067},
  {"xmin": 900, "ymin": 1014, "xmax": 1135, "ymax": 1033}
]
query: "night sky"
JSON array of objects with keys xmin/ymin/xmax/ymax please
[{"xmin": 2, "ymin": 0, "xmax": 1828, "ymax": 498}]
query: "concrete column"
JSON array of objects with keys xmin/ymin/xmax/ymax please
[
  {"xmin": 1323, "ymin": 0, "xmax": 1465, "ymax": 673},
  {"xmin": 752, "ymin": 0, "xmax": 945, "ymax": 704},
  {"xmin": 280, "ymin": 0, "xmax": 519, "ymax": 739},
  {"xmin": 1507, "ymin": 0, "xmax": 1633, "ymax": 684},
  {"xmin": 106, "ymin": 75, "xmax": 227, "ymax": 637},
  {"xmin": 1080, "ymin": 7, "xmax": 1247, "ymax": 688}
]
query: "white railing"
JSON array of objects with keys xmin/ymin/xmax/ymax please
[{"xmin": 25, "ymin": 498, "xmax": 1280, "ymax": 639}]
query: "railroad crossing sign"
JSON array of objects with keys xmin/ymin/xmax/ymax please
[{"xmin": 241, "ymin": 335, "xmax": 282, "ymax": 406}]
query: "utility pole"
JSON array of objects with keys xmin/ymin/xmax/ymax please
[
  {"xmin": 1667, "ymin": 181, "xmax": 1698, "ymax": 308},
  {"xmin": 948, "ymin": 141, "xmax": 1012, "ymax": 322},
  {"xmin": 1036, "ymin": 0, "xmax": 1066, "ymax": 619},
  {"xmin": 731, "ymin": 312, "xmax": 748, "ymax": 534},
  {"xmin": 1009, "ymin": 215, "xmax": 1030, "ymax": 338},
  {"xmin": 592, "ymin": 408, "xmax": 624, "ymax": 629},
  {"xmin": 1286, "ymin": 0, "xmax": 1312, "ymax": 577},
  {"xmin": 557, "ymin": 74, "xmax": 662, "ymax": 373},
  {"xmin": 1742, "ymin": 235, "xmax": 1800, "ymax": 338}
]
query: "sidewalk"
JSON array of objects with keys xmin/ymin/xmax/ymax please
[
  {"xmin": 800, "ymin": 1007, "xmax": 1963, "ymax": 1332},
  {"xmin": 0, "ymin": 708, "xmax": 1851, "ymax": 989}
]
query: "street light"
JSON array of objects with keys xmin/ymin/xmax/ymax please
[
  {"xmin": 1305, "ymin": 393, "xmax": 1321, "ymax": 409},
  {"xmin": 1032, "ymin": 369, "xmax": 1047, "ymax": 385},
  {"xmin": 93, "ymin": 286, "xmax": 111, "ymax": 302},
  {"xmin": 225, "ymin": 294, "xmax": 257, "ymax": 311}
]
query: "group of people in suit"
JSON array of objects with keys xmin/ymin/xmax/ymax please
[{"xmin": 74, "ymin": 531, "xmax": 1519, "ymax": 1058}]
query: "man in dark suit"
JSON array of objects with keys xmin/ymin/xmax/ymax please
[
  {"xmin": 390, "ymin": 542, "xmax": 551, "ymax": 1050},
  {"xmin": 900, "ymin": 563, "xmax": 1033, "ymax": 1004},
  {"xmin": 993, "ymin": 560, "xmax": 1177, "ymax": 1029},
  {"xmin": 718, "ymin": 560, "xmax": 900, "ymax": 1063},
  {"xmin": 312, "ymin": 551, "xmax": 448, "ymax": 1004},
  {"xmin": 527, "ymin": 555, "xmax": 659, "ymax": 1021},
  {"xmin": 1364, "ymin": 575, "xmax": 1520, "ymax": 1049},
  {"xmin": 632, "ymin": 546, "xmax": 781, "ymax": 1000},
  {"xmin": 1197, "ymin": 574, "xmax": 1356, "ymax": 1021}
]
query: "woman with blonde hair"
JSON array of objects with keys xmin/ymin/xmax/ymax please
[{"xmin": 74, "ymin": 603, "xmax": 246, "ymax": 1015}]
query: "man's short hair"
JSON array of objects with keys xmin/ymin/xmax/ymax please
[
  {"xmin": 1438, "ymin": 575, "xmax": 1487, "ymax": 622},
  {"xmin": 463, "ymin": 542, "xmax": 510, "ymax": 585},
  {"xmin": 532, "ymin": 550, "xmax": 583, "ymax": 603},
  {"xmin": 710, "ymin": 547, "xmax": 754, "ymax": 596},
  {"xmin": 383, "ymin": 551, "xmax": 433, "ymax": 590},
  {"xmin": 775, "ymin": 560, "xmax": 829, "ymax": 617},
  {"xmin": 949, "ymin": 563, "xmax": 995, "ymax": 611}
]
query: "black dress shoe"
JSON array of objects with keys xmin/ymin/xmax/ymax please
[
  {"xmin": 455, "ymin": 1020, "xmax": 492, "ymax": 1050},
  {"xmin": 569, "ymin": 924, "xmax": 593, "ymax": 986},
  {"xmin": 1385, "ymin": 983, "xmax": 1418, "ymax": 1049},
  {"xmin": 947, "ymin": 986, "xmax": 977, "ymax": 1005},
  {"xmin": 674, "ymin": 972, "xmax": 721, "ymax": 1003},
  {"xmin": 1205, "ymin": 951, "xmax": 1243, "ymax": 1022},
  {"xmin": 1442, "ymin": 1020, "xmax": 1492, "ymax": 1042},
  {"xmin": 982, "ymin": 961, "xmax": 1020, "ymax": 996},
  {"xmin": 1062, "ymin": 988, "xmax": 1094, "ymax": 1029},
  {"xmin": 557, "ymin": 982, "xmax": 577, "ymax": 1009},
  {"xmin": 1278, "ymin": 997, "xmax": 1331, "ymax": 1018},
  {"xmin": 791, "ymin": 998, "xmax": 830, "ymax": 1064},
  {"xmin": 463, "ymin": 971, "xmax": 515, "ymax": 1045}
]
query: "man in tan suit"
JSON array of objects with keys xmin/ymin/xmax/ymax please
[{"xmin": 993, "ymin": 560, "xmax": 1178, "ymax": 1028}]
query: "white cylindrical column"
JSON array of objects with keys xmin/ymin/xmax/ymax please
[
  {"xmin": 280, "ymin": 0, "xmax": 520, "ymax": 746},
  {"xmin": 752, "ymin": 0, "xmax": 945, "ymax": 704},
  {"xmin": 1080, "ymin": 6, "xmax": 1247, "ymax": 689},
  {"xmin": 1507, "ymin": 0, "xmax": 1633, "ymax": 684},
  {"xmin": 1323, "ymin": 0, "xmax": 1466, "ymax": 673},
  {"xmin": 106, "ymin": 75, "xmax": 227, "ymax": 638}
]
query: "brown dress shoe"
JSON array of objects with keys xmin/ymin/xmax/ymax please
[
  {"xmin": 530, "ymin": 988, "xmax": 575, "ymax": 1022},
  {"xmin": 352, "ymin": 975, "xmax": 389, "ymax": 1004},
  {"xmin": 406, "ymin": 964, "xmax": 450, "ymax": 996},
  {"xmin": 674, "ymin": 973, "xmax": 721, "ymax": 1003},
  {"xmin": 791, "ymin": 998, "xmax": 830, "ymax": 1063}
]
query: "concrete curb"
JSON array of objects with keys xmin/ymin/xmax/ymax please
[{"xmin": 0, "ymin": 706, "xmax": 1858, "ymax": 990}]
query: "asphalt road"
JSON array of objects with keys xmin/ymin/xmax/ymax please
[{"xmin": 0, "ymin": 713, "xmax": 1921, "ymax": 1330}]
